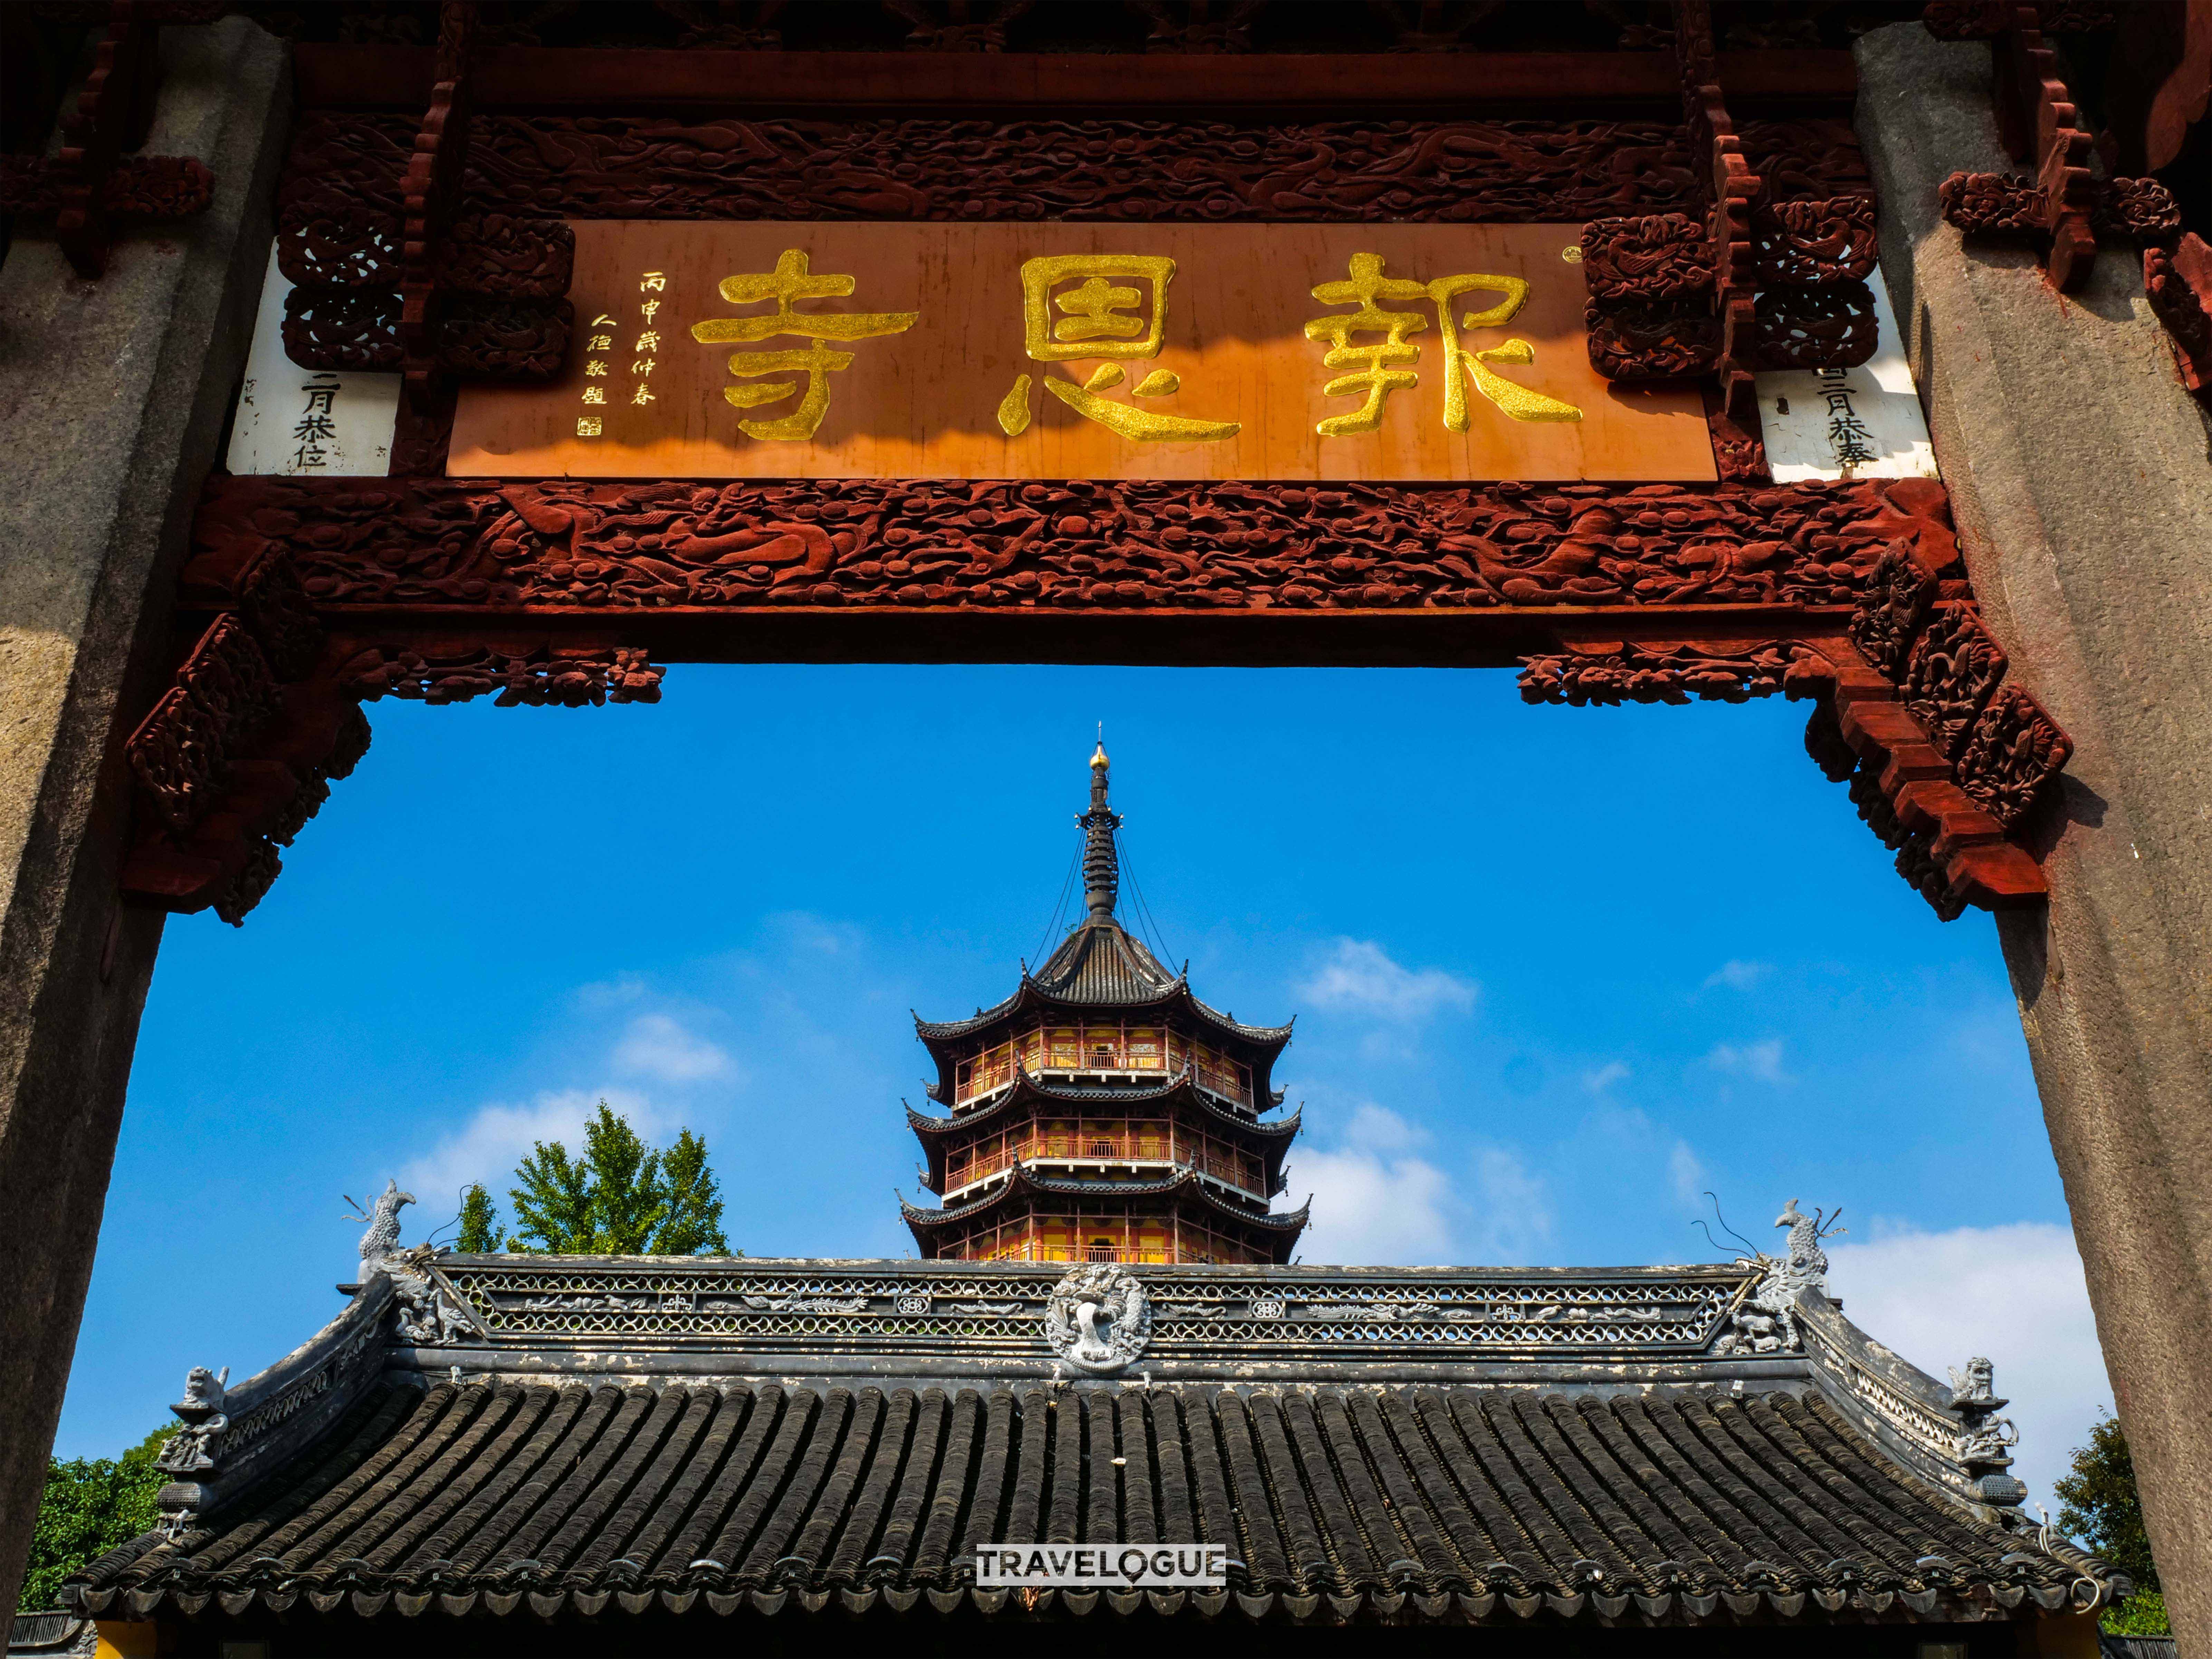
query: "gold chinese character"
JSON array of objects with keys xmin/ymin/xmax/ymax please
[
  {"xmin": 588, "ymin": 334, "xmax": 614, "ymax": 352},
  {"xmin": 1427, "ymin": 274, "xmax": 1583, "ymax": 429},
  {"xmin": 632, "ymin": 358, "xmax": 657, "ymax": 376},
  {"xmin": 576, "ymin": 416, "xmax": 603, "ymax": 437},
  {"xmin": 581, "ymin": 387, "xmax": 606, "ymax": 405},
  {"xmin": 584, "ymin": 361, "xmax": 607, "ymax": 378},
  {"xmin": 1304, "ymin": 257, "xmax": 1582, "ymax": 436},
  {"xmin": 641, "ymin": 298, "xmax": 661, "ymax": 322},
  {"xmin": 631, "ymin": 384, "xmax": 655, "ymax": 405},
  {"xmin": 689, "ymin": 248, "xmax": 918, "ymax": 441},
  {"xmin": 590, "ymin": 313, "xmax": 617, "ymax": 327},
  {"xmin": 634, "ymin": 330, "xmax": 661, "ymax": 353},
  {"xmin": 997, "ymin": 253, "xmax": 1237, "ymax": 443},
  {"xmin": 640, "ymin": 271, "xmax": 667, "ymax": 291},
  {"xmin": 1303, "ymin": 254, "xmax": 1429, "ymax": 436}
]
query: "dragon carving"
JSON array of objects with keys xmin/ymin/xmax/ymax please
[
  {"xmin": 1713, "ymin": 1198, "xmax": 1838, "ymax": 1355},
  {"xmin": 1045, "ymin": 1263, "xmax": 1154, "ymax": 1376}
]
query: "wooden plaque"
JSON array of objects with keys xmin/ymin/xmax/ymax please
[{"xmin": 448, "ymin": 221, "xmax": 1715, "ymax": 482}]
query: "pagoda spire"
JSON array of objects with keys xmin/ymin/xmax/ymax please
[{"xmin": 1081, "ymin": 735, "xmax": 1120, "ymax": 919}]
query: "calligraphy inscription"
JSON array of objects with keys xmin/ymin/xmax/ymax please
[{"xmin": 448, "ymin": 222, "xmax": 1714, "ymax": 483}]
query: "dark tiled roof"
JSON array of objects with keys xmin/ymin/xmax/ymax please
[
  {"xmin": 76, "ymin": 1378, "xmax": 2103, "ymax": 1625},
  {"xmin": 1033, "ymin": 915, "xmax": 1179, "ymax": 1004},
  {"xmin": 913, "ymin": 919, "xmax": 1292, "ymax": 1050}
]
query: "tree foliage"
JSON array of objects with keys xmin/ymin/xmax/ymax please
[
  {"xmin": 455, "ymin": 1181, "xmax": 505, "ymax": 1253},
  {"xmin": 22, "ymin": 1427, "xmax": 171, "ymax": 1610},
  {"xmin": 2055, "ymin": 1411, "xmax": 2168, "ymax": 1634},
  {"xmin": 460, "ymin": 1102, "xmax": 731, "ymax": 1256}
]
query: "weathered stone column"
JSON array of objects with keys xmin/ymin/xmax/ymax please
[
  {"xmin": 0, "ymin": 18, "xmax": 288, "ymax": 1624},
  {"xmin": 1856, "ymin": 23, "xmax": 2212, "ymax": 1656}
]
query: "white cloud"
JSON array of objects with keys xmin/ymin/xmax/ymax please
[
  {"xmin": 398, "ymin": 1086, "xmax": 662, "ymax": 1226},
  {"xmin": 1706, "ymin": 1037, "xmax": 1790, "ymax": 1084},
  {"xmin": 1584, "ymin": 1061, "xmax": 1631, "ymax": 1093},
  {"xmin": 1826, "ymin": 1220, "xmax": 2108, "ymax": 1510},
  {"xmin": 569, "ymin": 975, "xmax": 648, "ymax": 1011},
  {"xmin": 1296, "ymin": 939, "xmax": 1476, "ymax": 1023},
  {"xmin": 1294, "ymin": 1104, "xmax": 1457, "ymax": 1265},
  {"xmin": 1668, "ymin": 1142, "xmax": 1707, "ymax": 1206},
  {"xmin": 614, "ymin": 1013, "xmax": 732, "ymax": 1082},
  {"xmin": 1469, "ymin": 1148, "xmax": 1553, "ymax": 1263},
  {"xmin": 1703, "ymin": 960, "xmax": 1772, "ymax": 991}
]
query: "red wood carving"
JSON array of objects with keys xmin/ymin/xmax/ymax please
[
  {"xmin": 185, "ymin": 476, "xmax": 1959, "ymax": 621},
  {"xmin": 338, "ymin": 641, "xmax": 664, "ymax": 705},
  {"xmin": 1932, "ymin": 6, "xmax": 2180, "ymax": 295},
  {"xmin": 1900, "ymin": 601, "xmax": 2009, "ymax": 758},
  {"xmin": 0, "ymin": 2, "xmax": 216, "ymax": 275},
  {"xmin": 275, "ymin": 5, "xmax": 575, "ymax": 407},
  {"xmin": 1516, "ymin": 639, "xmax": 1835, "ymax": 705},
  {"xmin": 2145, "ymin": 235, "xmax": 2212, "ymax": 397},
  {"xmin": 278, "ymin": 109, "xmax": 1866, "ymax": 227},
  {"xmin": 120, "ymin": 609, "xmax": 372, "ymax": 927},
  {"xmin": 1796, "ymin": 541, "xmax": 2072, "ymax": 918},
  {"xmin": 1954, "ymin": 683, "xmax": 2075, "ymax": 829},
  {"xmin": 1580, "ymin": 213, "xmax": 1712, "ymax": 303}
]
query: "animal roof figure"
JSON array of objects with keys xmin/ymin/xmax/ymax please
[{"xmin": 344, "ymin": 1178, "xmax": 415, "ymax": 1266}]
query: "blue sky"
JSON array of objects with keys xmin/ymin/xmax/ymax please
[{"xmin": 57, "ymin": 663, "xmax": 2106, "ymax": 1505}]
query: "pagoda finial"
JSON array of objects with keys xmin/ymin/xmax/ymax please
[{"xmin": 1080, "ymin": 733, "xmax": 1120, "ymax": 919}]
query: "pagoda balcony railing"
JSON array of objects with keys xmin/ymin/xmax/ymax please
[
  {"xmin": 943, "ymin": 1139, "xmax": 1264, "ymax": 1200},
  {"xmin": 970, "ymin": 1241, "xmax": 1176, "ymax": 1266},
  {"xmin": 953, "ymin": 1033, "xmax": 1252, "ymax": 1109}
]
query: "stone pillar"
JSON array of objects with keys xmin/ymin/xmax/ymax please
[
  {"xmin": 0, "ymin": 18, "xmax": 288, "ymax": 1624},
  {"xmin": 1856, "ymin": 23, "xmax": 2212, "ymax": 1656}
]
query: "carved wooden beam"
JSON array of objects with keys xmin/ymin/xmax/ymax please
[
  {"xmin": 0, "ymin": 1, "xmax": 220, "ymax": 276},
  {"xmin": 288, "ymin": 45, "xmax": 1860, "ymax": 113},
  {"xmin": 1933, "ymin": 4, "xmax": 2181, "ymax": 293},
  {"xmin": 181, "ymin": 474, "xmax": 1959, "ymax": 656},
  {"xmin": 142, "ymin": 470, "xmax": 2067, "ymax": 924}
]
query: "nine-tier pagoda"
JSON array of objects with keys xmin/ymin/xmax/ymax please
[{"xmin": 902, "ymin": 744, "xmax": 1307, "ymax": 1265}]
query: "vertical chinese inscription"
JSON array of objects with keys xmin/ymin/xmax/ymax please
[
  {"xmin": 579, "ymin": 311, "xmax": 614, "ymax": 438},
  {"xmin": 632, "ymin": 272, "xmax": 663, "ymax": 408},
  {"xmin": 291, "ymin": 373, "xmax": 342, "ymax": 469},
  {"xmin": 1817, "ymin": 366, "xmax": 1876, "ymax": 471},
  {"xmin": 688, "ymin": 249, "xmax": 918, "ymax": 441}
]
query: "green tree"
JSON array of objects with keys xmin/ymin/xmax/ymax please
[
  {"xmin": 467, "ymin": 1101, "xmax": 731, "ymax": 1256},
  {"xmin": 455, "ymin": 1182, "xmax": 505, "ymax": 1252},
  {"xmin": 2055, "ymin": 1411, "xmax": 2168, "ymax": 1634},
  {"xmin": 21, "ymin": 1426, "xmax": 172, "ymax": 1609}
]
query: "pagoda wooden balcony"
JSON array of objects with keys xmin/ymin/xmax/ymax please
[{"xmin": 942, "ymin": 1134, "xmax": 1266, "ymax": 1203}]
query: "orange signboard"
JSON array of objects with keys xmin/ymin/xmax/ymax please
[{"xmin": 448, "ymin": 221, "xmax": 1715, "ymax": 482}]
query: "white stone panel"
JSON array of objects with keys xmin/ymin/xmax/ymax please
[
  {"xmin": 224, "ymin": 241, "xmax": 400, "ymax": 477},
  {"xmin": 1754, "ymin": 269, "xmax": 1936, "ymax": 483}
]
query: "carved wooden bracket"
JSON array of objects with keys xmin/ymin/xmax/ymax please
[
  {"xmin": 2146, "ymin": 233, "xmax": 2212, "ymax": 396},
  {"xmin": 1574, "ymin": 2, "xmax": 1877, "ymax": 481},
  {"xmin": 119, "ymin": 586, "xmax": 371, "ymax": 926},
  {"xmin": 0, "ymin": 1, "xmax": 221, "ymax": 277},
  {"xmin": 274, "ymin": 0, "xmax": 574, "ymax": 471},
  {"xmin": 1931, "ymin": 5, "xmax": 2180, "ymax": 294},
  {"xmin": 1515, "ymin": 499, "xmax": 2072, "ymax": 920}
]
